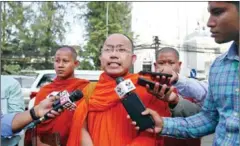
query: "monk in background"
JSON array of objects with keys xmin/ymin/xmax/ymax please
[
  {"xmin": 67, "ymin": 34, "xmax": 171, "ymax": 146},
  {"xmin": 24, "ymin": 46, "xmax": 89, "ymax": 146}
]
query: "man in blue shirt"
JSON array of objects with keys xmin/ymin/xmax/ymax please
[
  {"xmin": 133, "ymin": 1, "xmax": 239, "ymax": 146},
  {"xmin": 1, "ymin": 76, "xmax": 25, "ymax": 145}
]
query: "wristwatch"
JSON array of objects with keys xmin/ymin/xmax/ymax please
[{"xmin": 30, "ymin": 108, "xmax": 39, "ymax": 120}]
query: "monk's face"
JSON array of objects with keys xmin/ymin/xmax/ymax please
[
  {"xmin": 99, "ymin": 34, "xmax": 136, "ymax": 78},
  {"xmin": 54, "ymin": 49, "xmax": 78, "ymax": 80},
  {"xmin": 154, "ymin": 51, "xmax": 182, "ymax": 73}
]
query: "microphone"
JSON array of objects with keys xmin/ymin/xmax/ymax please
[
  {"xmin": 50, "ymin": 90, "xmax": 83, "ymax": 111},
  {"xmin": 115, "ymin": 77, "xmax": 155, "ymax": 131},
  {"xmin": 25, "ymin": 90, "xmax": 83, "ymax": 129}
]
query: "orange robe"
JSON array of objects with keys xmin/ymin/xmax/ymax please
[
  {"xmin": 26, "ymin": 77, "xmax": 89, "ymax": 146},
  {"xmin": 67, "ymin": 72, "xmax": 171, "ymax": 146}
]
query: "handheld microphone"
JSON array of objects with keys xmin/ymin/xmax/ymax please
[
  {"xmin": 115, "ymin": 77, "xmax": 155, "ymax": 131},
  {"xmin": 25, "ymin": 90, "xmax": 83, "ymax": 129}
]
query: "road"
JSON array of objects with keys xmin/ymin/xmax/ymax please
[
  {"xmin": 201, "ymin": 134, "xmax": 214, "ymax": 146},
  {"xmin": 18, "ymin": 132, "xmax": 215, "ymax": 146}
]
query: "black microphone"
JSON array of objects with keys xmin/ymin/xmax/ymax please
[
  {"xmin": 115, "ymin": 77, "xmax": 155, "ymax": 131},
  {"xmin": 50, "ymin": 90, "xmax": 83, "ymax": 111},
  {"xmin": 26, "ymin": 90, "xmax": 83, "ymax": 129}
]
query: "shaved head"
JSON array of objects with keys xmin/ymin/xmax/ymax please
[
  {"xmin": 56, "ymin": 46, "xmax": 77, "ymax": 60},
  {"xmin": 100, "ymin": 33, "xmax": 136, "ymax": 77},
  {"xmin": 103, "ymin": 33, "xmax": 134, "ymax": 52},
  {"xmin": 157, "ymin": 47, "xmax": 179, "ymax": 60}
]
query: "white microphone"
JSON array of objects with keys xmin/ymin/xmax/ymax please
[{"xmin": 114, "ymin": 79, "xmax": 136, "ymax": 98}]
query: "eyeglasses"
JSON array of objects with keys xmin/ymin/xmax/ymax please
[{"xmin": 102, "ymin": 45, "xmax": 132, "ymax": 54}]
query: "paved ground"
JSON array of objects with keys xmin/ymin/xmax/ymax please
[
  {"xmin": 201, "ymin": 134, "xmax": 214, "ymax": 146},
  {"xmin": 18, "ymin": 132, "xmax": 215, "ymax": 146}
]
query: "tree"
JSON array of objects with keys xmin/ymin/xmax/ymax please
[
  {"xmin": 28, "ymin": 2, "xmax": 69, "ymax": 69},
  {"xmin": 0, "ymin": 2, "xmax": 32, "ymax": 74},
  {"xmin": 80, "ymin": 2, "xmax": 133, "ymax": 70},
  {"xmin": 1, "ymin": 2, "xmax": 72, "ymax": 73}
]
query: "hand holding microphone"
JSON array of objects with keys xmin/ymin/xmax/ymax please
[
  {"xmin": 37, "ymin": 90, "xmax": 83, "ymax": 123},
  {"xmin": 34, "ymin": 95, "xmax": 62, "ymax": 119},
  {"xmin": 115, "ymin": 77, "xmax": 155, "ymax": 131},
  {"xmin": 26, "ymin": 90, "xmax": 83, "ymax": 129}
]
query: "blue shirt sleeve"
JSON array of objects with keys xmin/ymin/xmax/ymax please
[
  {"xmin": 161, "ymin": 82, "xmax": 218, "ymax": 138},
  {"xmin": 174, "ymin": 75, "xmax": 208, "ymax": 104},
  {"xmin": 1, "ymin": 113, "xmax": 16, "ymax": 137}
]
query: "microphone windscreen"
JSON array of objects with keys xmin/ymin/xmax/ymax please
[{"xmin": 69, "ymin": 90, "xmax": 83, "ymax": 102}]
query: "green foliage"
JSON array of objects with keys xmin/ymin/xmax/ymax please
[
  {"xmin": 81, "ymin": 2, "xmax": 133, "ymax": 70},
  {"xmin": 0, "ymin": 2, "xmax": 73, "ymax": 74},
  {"xmin": 2, "ymin": 64, "xmax": 21, "ymax": 75},
  {"xmin": 0, "ymin": 2, "xmax": 132, "ymax": 73}
]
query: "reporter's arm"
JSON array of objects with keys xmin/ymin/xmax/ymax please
[
  {"xmin": 12, "ymin": 96, "xmax": 59, "ymax": 133},
  {"xmin": 11, "ymin": 106, "xmax": 40, "ymax": 133},
  {"xmin": 1, "ymin": 113, "xmax": 17, "ymax": 137},
  {"xmin": 161, "ymin": 86, "xmax": 218, "ymax": 138}
]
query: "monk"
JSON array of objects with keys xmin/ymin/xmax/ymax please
[
  {"xmin": 67, "ymin": 34, "xmax": 171, "ymax": 146},
  {"xmin": 24, "ymin": 46, "xmax": 89, "ymax": 146},
  {"xmin": 153, "ymin": 47, "xmax": 202, "ymax": 146}
]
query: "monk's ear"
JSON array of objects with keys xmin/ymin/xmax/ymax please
[
  {"xmin": 99, "ymin": 55, "xmax": 102, "ymax": 62},
  {"xmin": 154, "ymin": 62, "xmax": 157, "ymax": 71},
  {"xmin": 131, "ymin": 54, "xmax": 137, "ymax": 64},
  {"xmin": 74, "ymin": 60, "xmax": 79, "ymax": 68}
]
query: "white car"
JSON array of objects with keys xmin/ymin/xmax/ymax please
[{"xmin": 24, "ymin": 70, "xmax": 103, "ymax": 109}]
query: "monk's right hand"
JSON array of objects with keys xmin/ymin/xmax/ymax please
[
  {"xmin": 155, "ymin": 66, "xmax": 179, "ymax": 85},
  {"xmin": 127, "ymin": 108, "xmax": 164, "ymax": 134}
]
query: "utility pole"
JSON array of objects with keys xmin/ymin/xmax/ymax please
[
  {"xmin": 106, "ymin": 2, "xmax": 109, "ymax": 38},
  {"xmin": 152, "ymin": 36, "xmax": 161, "ymax": 61},
  {"xmin": 0, "ymin": 1, "xmax": 2, "ymax": 73}
]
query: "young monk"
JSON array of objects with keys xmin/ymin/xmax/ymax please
[
  {"xmin": 67, "ymin": 34, "xmax": 171, "ymax": 146},
  {"xmin": 25, "ymin": 46, "xmax": 89, "ymax": 146}
]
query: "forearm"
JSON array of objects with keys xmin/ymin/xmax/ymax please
[
  {"xmin": 174, "ymin": 75, "xmax": 208, "ymax": 102},
  {"xmin": 170, "ymin": 97, "xmax": 201, "ymax": 117},
  {"xmin": 11, "ymin": 106, "xmax": 38, "ymax": 133},
  {"xmin": 161, "ymin": 111, "xmax": 217, "ymax": 138}
]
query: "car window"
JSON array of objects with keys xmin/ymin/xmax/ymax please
[
  {"xmin": 37, "ymin": 74, "xmax": 56, "ymax": 88},
  {"xmin": 13, "ymin": 76, "xmax": 36, "ymax": 88},
  {"xmin": 36, "ymin": 72, "xmax": 100, "ymax": 89}
]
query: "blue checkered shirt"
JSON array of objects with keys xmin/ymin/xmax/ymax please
[{"xmin": 161, "ymin": 42, "xmax": 239, "ymax": 146}]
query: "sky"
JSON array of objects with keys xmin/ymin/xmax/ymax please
[
  {"xmin": 64, "ymin": 2, "xmax": 227, "ymax": 48},
  {"xmin": 131, "ymin": 2, "xmax": 209, "ymax": 45}
]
